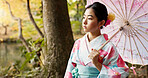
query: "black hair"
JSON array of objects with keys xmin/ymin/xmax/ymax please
[{"xmin": 86, "ymin": 2, "xmax": 108, "ymax": 29}]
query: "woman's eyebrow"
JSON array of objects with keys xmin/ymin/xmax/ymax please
[
  {"xmin": 88, "ymin": 15, "xmax": 93, "ymax": 18},
  {"xmin": 83, "ymin": 14, "xmax": 94, "ymax": 18}
]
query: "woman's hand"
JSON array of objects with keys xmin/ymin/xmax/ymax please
[
  {"xmin": 88, "ymin": 49, "xmax": 100, "ymax": 63},
  {"xmin": 88, "ymin": 49, "xmax": 102, "ymax": 71}
]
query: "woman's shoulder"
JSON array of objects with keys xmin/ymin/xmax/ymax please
[
  {"xmin": 73, "ymin": 38, "xmax": 82, "ymax": 47},
  {"xmin": 74, "ymin": 35, "xmax": 85, "ymax": 43},
  {"xmin": 74, "ymin": 38, "xmax": 81, "ymax": 44}
]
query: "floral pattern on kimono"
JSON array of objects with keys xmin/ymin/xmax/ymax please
[{"xmin": 64, "ymin": 34, "xmax": 129, "ymax": 78}]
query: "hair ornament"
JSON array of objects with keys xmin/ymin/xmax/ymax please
[{"xmin": 105, "ymin": 13, "xmax": 115, "ymax": 27}]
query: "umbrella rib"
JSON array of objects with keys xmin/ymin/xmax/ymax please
[
  {"xmin": 110, "ymin": 0, "xmax": 124, "ymax": 18},
  {"xmin": 115, "ymin": 31, "xmax": 123, "ymax": 47},
  {"xmin": 129, "ymin": 0, "xmax": 147, "ymax": 20},
  {"xmin": 135, "ymin": 27, "xmax": 148, "ymax": 35},
  {"xmin": 134, "ymin": 34, "xmax": 148, "ymax": 53},
  {"xmin": 132, "ymin": 27, "xmax": 148, "ymax": 42},
  {"xmin": 132, "ymin": 29, "xmax": 148, "ymax": 53},
  {"xmin": 134, "ymin": 24, "xmax": 148, "ymax": 29},
  {"xmin": 131, "ymin": 27, "xmax": 148, "ymax": 53},
  {"xmin": 127, "ymin": 0, "xmax": 134, "ymax": 20},
  {"xmin": 106, "ymin": 27, "xmax": 118, "ymax": 34},
  {"xmin": 128, "ymin": 33, "xmax": 133, "ymax": 64},
  {"xmin": 124, "ymin": 0, "xmax": 127, "ymax": 18},
  {"xmin": 131, "ymin": 12, "xmax": 148, "ymax": 21},
  {"xmin": 101, "ymin": 0, "xmax": 122, "ymax": 19},
  {"xmin": 118, "ymin": 0, "xmax": 126, "ymax": 18},
  {"xmin": 134, "ymin": 21, "xmax": 148, "ymax": 24},
  {"xmin": 122, "ymin": 33, "xmax": 126, "ymax": 56},
  {"xmin": 131, "ymin": 30, "xmax": 145, "ymax": 65}
]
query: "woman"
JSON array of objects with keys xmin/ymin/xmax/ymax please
[{"xmin": 64, "ymin": 2, "xmax": 129, "ymax": 78}]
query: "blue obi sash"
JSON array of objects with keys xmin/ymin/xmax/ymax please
[{"xmin": 72, "ymin": 64, "xmax": 100, "ymax": 78}]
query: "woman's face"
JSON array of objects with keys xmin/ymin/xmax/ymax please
[{"xmin": 82, "ymin": 8, "xmax": 101, "ymax": 33}]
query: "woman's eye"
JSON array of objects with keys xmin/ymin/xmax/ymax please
[
  {"xmin": 88, "ymin": 18, "xmax": 93, "ymax": 20},
  {"xmin": 82, "ymin": 17, "xmax": 85, "ymax": 19}
]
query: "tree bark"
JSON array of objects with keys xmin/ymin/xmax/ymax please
[
  {"xmin": 26, "ymin": 0, "xmax": 44, "ymax": 38},
  {"xmin": 42, "ymin": 0, "xmax": 74, "ymax": 78}
]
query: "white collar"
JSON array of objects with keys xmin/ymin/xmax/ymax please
[{"xmin": 79, "ymin": 34, "xmax": 107, "ymax": 65}]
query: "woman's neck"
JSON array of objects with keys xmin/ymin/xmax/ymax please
[{"xmin": 87, "ymin": 31, "xmax": 101, "ymax": 42}]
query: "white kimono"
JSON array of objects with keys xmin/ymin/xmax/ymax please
[{"xmin": 64, "ymin": 34, "xmax": 129, "ymax": 78}]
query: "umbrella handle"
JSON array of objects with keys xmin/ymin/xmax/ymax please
[
  {"xmin": 97, "ymin": 27, "xmax": 123, "ymax": 52},
  {"xmin": 130, "ymin": 66, "xmax": 137, "ymax": 75}
]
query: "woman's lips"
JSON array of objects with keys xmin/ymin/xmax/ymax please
[{"xmin": 83, "ymin": 26, "xmax": 87, "ymax": 29}]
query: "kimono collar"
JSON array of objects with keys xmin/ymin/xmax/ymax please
[
  {"xmin": 86, "ymin": 33, "xmax": 106, "ymax": 48},
  {"xmin": 79, "ymin": 34, "xmax": 108, "ymax": 65}
]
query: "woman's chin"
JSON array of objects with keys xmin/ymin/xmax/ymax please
[{"xmin": 83, "ymin": 30, "xmax": 88, "ymax": 32}]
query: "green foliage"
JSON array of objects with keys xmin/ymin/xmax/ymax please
[
  {"xmin": 20, "ymin": 38, "xmax": 44, "ymax": 77},
  {"xmin": 34, "ymin": 18, "xmax": 43, "ymax": 28},
  {"xmin": 0, "ymin": 0, "xmax": 43, "ymax": 77},
  {"xmin": 68, "ymin": 0, "xmax": 86, "ymax": 35},
  {"xmin": 21, "ymin": 38, "xmax": 44, "ymax": 70},
  {"xmin": 6, "ymin": 0, "xmax": 43, "ymax": 39},
  {"xmin": 20, "ymin": 51, "xmax": 36, "ymax": 70},
  {"xmin": 71, "ymin": 21, "xmax": 81, "ymax": 34},
  {"xmin": 0, "ymin": 38, "xmax": 44, "ymax": 77}
]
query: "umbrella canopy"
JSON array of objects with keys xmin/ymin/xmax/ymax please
[{"xmin": 87, "ymin": 0, "xmax": 148, "ymax": 66}]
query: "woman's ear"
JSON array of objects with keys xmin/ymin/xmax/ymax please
[{"xmin": 98, "ymin": 20, "xmax": 105, "ymax": 27}]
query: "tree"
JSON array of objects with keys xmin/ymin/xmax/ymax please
[
  {"xmin": 27, "ymin": 0, "xmax": 44, "ymax": 38},
  {"xmin": 5, "ymin": 0, "xmax": 32, "ymax": 52},
  {"xmin": 0, "ymin": 0, "xmax": 43, "ymax": 39},
  {"xmin": 2, "ymin": 24, "xmax": 8, "ymax": 35},
  {"xmin": 68, "ymin": 0, "xmax": 86, "ymax": 35},
  {"xmin": 42, "ymin": 0, "xmax": 74, "ymax": 77}
]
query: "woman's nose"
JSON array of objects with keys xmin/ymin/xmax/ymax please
[{"xmin": 83, "ymin": 18, "xmax": 87, "ymax": 25}]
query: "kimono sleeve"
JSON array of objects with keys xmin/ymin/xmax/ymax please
[
  {"xmin": 98, "ymin": 45, "xmax": 129, "ymax": 78},
  {"xmin": 64, "ymin": 40, "xmax": 80, "ymax": 78}
]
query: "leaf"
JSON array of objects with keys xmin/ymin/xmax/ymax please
[{"xmin": 20, "ymin": 51, "xmax": 36, "ymax": 70}]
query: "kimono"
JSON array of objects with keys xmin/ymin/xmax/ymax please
[{"xmin": 64, "ymin": 34, "xmax": 129, "ymax": 78}]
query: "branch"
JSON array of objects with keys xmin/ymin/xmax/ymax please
[
  {"xmin": 5, "ymin": 1, "xmax": 18, "ymax": 21},
  {"xmin": 5, "ymin": 0, "xmax": 32, "ymax": 52},
  {"xmin": 26, "ymin": 0, "xmax": 46, "ymax": 70},
  {"xmin": 27, "ymin": 0, "xmax": 44, "ymax": 38}
]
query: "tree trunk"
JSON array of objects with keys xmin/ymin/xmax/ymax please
[
  {"xmin": 4, "ymin": 26, "xmax": 7, "ymax": 35},
  {"xmin": 42, "ymin": 0, "xmax": 74, "ymax": 78},
  {"xmin": 2, "ymin": 25, "xmax": 8, "ymax": 35}
]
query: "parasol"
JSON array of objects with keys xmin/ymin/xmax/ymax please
[{"xmin": 86, "ymin": 0, "xmax": 148, "ymax": 66}]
